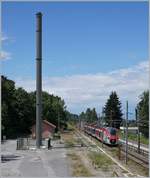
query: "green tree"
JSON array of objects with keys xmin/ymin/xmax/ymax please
[
  {"xmin": 41, "ymin": 92, "xmax": 67, "ymax": 130},
  {"xmin": 2, "ymin": 76, "xmax": 16, "ymax": 138},
  {"xmin": 29, "ymin": 91, "xmax": 68, "ymax": 130},
  {"xmin": 79, "ymin": 112, "xmax": 86, "ymax": 121},
  {"xmin": 91, "ymin": 108, "xmax": 98, "ymax": 122},
  {"xmin": 13, "ymin": 88, "xmax": 34, "ymax": 137},
  {"xmin": 137, "ymin": 91, "xmax": 149, "ymax": 138},
  {"xmin": 2, "ymin": 76, "xmax": 68, "ymax": 138},
  {"xmin": 2, "ymin": 76, "xmax": 34, "ymax": 138},
  {"xmin": 83, "ymin": 108, "xmax": 98, "ymax": 123},
  {"xmin": 85, "ymin": 108, "xmax": 92, "ymax": 123},
  {"xmin": 103, "ymin": 91, "xmax": 123, "ymax": 129}
]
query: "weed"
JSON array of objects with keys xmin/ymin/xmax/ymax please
[
  {"xmin": 67, "ymin": 152, "xmax": 93, "ymax": 177},
  {"xmin": 88, "ymin": 151, "xmax": 113, "ymax": 171}
]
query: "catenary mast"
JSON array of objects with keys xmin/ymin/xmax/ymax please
[{"xmin": 36, "ymin": 12, "xmax": 42, "ymax": 148}]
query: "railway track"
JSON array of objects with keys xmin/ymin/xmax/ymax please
[
  {"xmin": 76, "ymin": 130, "xmax": 141, "ymax": 177},
  {"xmin": 82, "ymin": 130, "xmax": 149, "ymax": 169},
  {"xmin": 120, "ymin": 139, "xmax": 149, "ymax": 156},
  {"xmin": 120, "ymin": 145, "xmax": 149, "ymax": 169}
]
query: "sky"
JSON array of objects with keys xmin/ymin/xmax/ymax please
[{"xmin": 1, "ymin": 2, "xmax": 149, "ymax": 117}]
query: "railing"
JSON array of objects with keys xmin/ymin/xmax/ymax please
[{"xmin": 16, "ymin": 137, "xmax": 48, "ymax": 150}]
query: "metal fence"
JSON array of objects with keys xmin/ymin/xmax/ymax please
[{"xmin": 16, "ymin": 137, "xmax": 48, "ymax": 150}]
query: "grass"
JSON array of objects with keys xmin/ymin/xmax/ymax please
[
  {"xmin": 67, "ymin": 122, "xmax": 75, "ymax": 131},
  {"xmin": 61, "ymin": 131, "xmax": 76, "ymax": 147},
  {"xmin": 88, "ymin": 151, "xmax": 113, "ymax": 171},
  {"xmin": 62, "ymin": 128, "xmax": 85, "ymax": 147},
  {"xmin": 110, "ymin": 147, "xmax": 118, "ymax": 157},
  {"xmin": 67, "ymin": 152, "xmax": 93, "ymax": 177},
  {"xmin": 65, "ymin": 140, "xmax": 75, "ymax": 147}
]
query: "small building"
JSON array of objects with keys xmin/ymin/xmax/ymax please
[{"xmin": 31, "ymin": 120, "xmax": 56, "ymax": 139}]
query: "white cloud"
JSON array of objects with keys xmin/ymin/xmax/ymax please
[
  {"xmin": 1, "ymin": 35, "xmax": 9, "ymax": 42},
  {"xmin": 0, "ymin": 51, "xmax": 11, "ymax": 60},
  {"xmin": 15, "ymin": 61, "xmax": 148, "ymax": 114},
  {"xmin": 1, "ymin": 34, "xmax": 12, "ymax": 60}
]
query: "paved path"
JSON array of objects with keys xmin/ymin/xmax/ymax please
[{"xmin": 1, "ymin": 140, "xmax": 72, "ymax": 177}]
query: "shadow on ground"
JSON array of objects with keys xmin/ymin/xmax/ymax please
[{"xmin": 1, "ymin": 154, "xmax": 21, "ymax": 163}]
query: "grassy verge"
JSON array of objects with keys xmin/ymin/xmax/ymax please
[
  {"xmin": 62, "ymin": 129, "xmax": 85, "ymax": 147},
  {"xmin": 61, "ymin": 130, "xmax": 76, "ymax": 146},
  {"xmin": 67, "ymin": 122, "xmax": 76, "ymax": 131},
  {"xmin": 67, "ymin": 152, "xmax": 93, "ymax": 177},
  {"xmin": 88, "ymin": 151, "xmax": 113, "ymax": 171}
]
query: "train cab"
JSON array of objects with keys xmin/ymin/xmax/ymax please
[{"xmin": 105, "ymin": 127, "xmax": 118, "ymax": 145}]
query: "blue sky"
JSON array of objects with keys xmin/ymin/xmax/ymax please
[{"xmin": 2, "ymin": 2, "xmax": 148, "ymax": 116}]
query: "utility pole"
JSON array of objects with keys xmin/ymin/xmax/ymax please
[
  {"xmin": 58, "ymin": 111, "xmax": 60, "ymax": 132},
  {"xmin": 36, "ymin": 12, "xmax": 42, "ymax": 148},
  {"xmin": 125, "ymin": 101, "xmax": 128, "ymax": 164},
  {"xmin": 79, "ymin": 116, "xmax": 81, "ymax": 130},
  {"xmin": 98, "ymin": 113, "xmax": 100, "ymax": 127},
  {"xmin": 136, "ymin": 108, "xmax": 140, "ymax": 153},
  {"xmin": 123, "ymin": 112, "xmax": 126, "ymax": 141}
]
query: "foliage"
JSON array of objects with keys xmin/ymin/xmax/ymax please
[
  {"xmin": 65, "ymin": 111, "xmax": 79, "ymax": 126},
  {"xmin": 2, "ymin": 75, "xmax": 34, "ymax": 138},
  {"xmin": 137, "ymin": 91, "xmax": 149, "ymax": 138},
  {"xmin": 2, "ymin": 75, "xmax": 68, "ymax": 138},
  {"xmin": 103, "ymin": 91, "xmax": 123, "ymax": 129},
  {"xmin": 79, "ymin": 108, "xmax": 98, "ymax": 123},
  {"xmin": 2, "ymin": 76, "xmax": 16, "ymax": 138}
]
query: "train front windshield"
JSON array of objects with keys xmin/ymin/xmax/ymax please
[{"xmin": 109, "ymin": 128, "xmax": 116, "ymax": 135}]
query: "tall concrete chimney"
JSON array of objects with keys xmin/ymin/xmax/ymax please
[{"xmin": 36, "ymin": 12, "xmax": 42, "ymax": 148}]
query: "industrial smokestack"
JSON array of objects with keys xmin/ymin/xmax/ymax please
[{"xmin": 36, "ymin": 12, "xmax": 42, "ymax": 148}]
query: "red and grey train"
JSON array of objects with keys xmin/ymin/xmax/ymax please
[{"xmin": 84, "ymin": 124, "xmax": 119, "ymax": 145}]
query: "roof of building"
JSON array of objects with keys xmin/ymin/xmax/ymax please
[
  {"xmin": 43, "ymin": 120, "xmax": 56, "ymax": 128},
  {"xmin": 32, "ymin": 120, "xmax": 56, "ymax": 128}
]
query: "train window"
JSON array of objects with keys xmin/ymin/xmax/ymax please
[
  {"xmin": 92, "ymin": 128, "xmax": 95, "ymax": 134},
  {"xmin": 109, "ymin": 128, "xmax": 116, "ymax": 135}
]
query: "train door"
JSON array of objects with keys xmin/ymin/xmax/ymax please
[
  {"xmin": 99, "ymin": 130, "xmax": 103, "ymax": 142},
  {"xmin": 103, "ymin": 130, "xmax": 108, "ymax": 143}
]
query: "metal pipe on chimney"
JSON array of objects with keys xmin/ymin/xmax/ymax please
[{"xmin": 36, "ymin": 12, "xmax": 42, "ymax": 148}]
